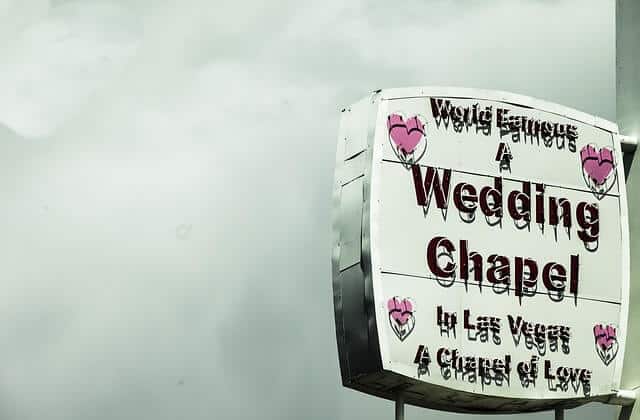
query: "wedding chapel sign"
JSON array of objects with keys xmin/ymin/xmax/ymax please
[{"xmin": 331, "ymin": 87, "xmax": 630, "ymax": 413}]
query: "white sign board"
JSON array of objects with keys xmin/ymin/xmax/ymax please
[{"xmin": 332, "ymin": 87, "xmax": 630, "ymax": 413}]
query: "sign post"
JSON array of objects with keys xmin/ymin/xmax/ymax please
[
  {"xmin": 332, "ymin": 87, "xmax": 633, "ymax": 415},
  {"xmin": 396, "ymin": 393, "xmax": 404, "ymax": 420}
]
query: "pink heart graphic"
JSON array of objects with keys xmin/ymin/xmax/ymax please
[
  {"xmin": 387, "ymin": 297, "xmax": 415, "ymax": 341},
  {"xmin": 388, "ymin": 297, "xmax": 413, "ymax": 325},
  {"xmin": 387, "ymin": 114, "xmax": 425, "ymax": 155},
  {"xmin": 593, "ymin": 324, "xmax": 619, "ymax": 366},
  {"xmin": 581, "ymin": 145, "xmax": 615, "ymax": 186},
  {"xmin": 594, "ymin": 324, "xmax": 616, "ymax": 349}
]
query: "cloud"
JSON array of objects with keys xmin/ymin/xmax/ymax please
[{"xmin": 0, "ymin": 0, "xmax": 619, "ymax": 419}]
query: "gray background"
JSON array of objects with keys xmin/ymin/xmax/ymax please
[{"xmin": 0, "ymin": 1, "xmax": 619, "ymax": 419}]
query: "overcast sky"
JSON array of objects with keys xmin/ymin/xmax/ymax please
[{"xmin": 0, "ymin": 1, "xmax": 620, "ymax": 419}]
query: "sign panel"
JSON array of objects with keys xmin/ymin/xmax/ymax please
[{"xmin": 332, "ymin": 87, "xmax": 630, "ymax": 413}]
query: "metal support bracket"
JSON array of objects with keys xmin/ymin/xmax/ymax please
[
  {"xmin": 607, "ymin": 389, "xmax": 638, "ymax": 406},
  {"xmin": 619, "ymin": 135, "xmax": 638, "ymax": 153}
]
